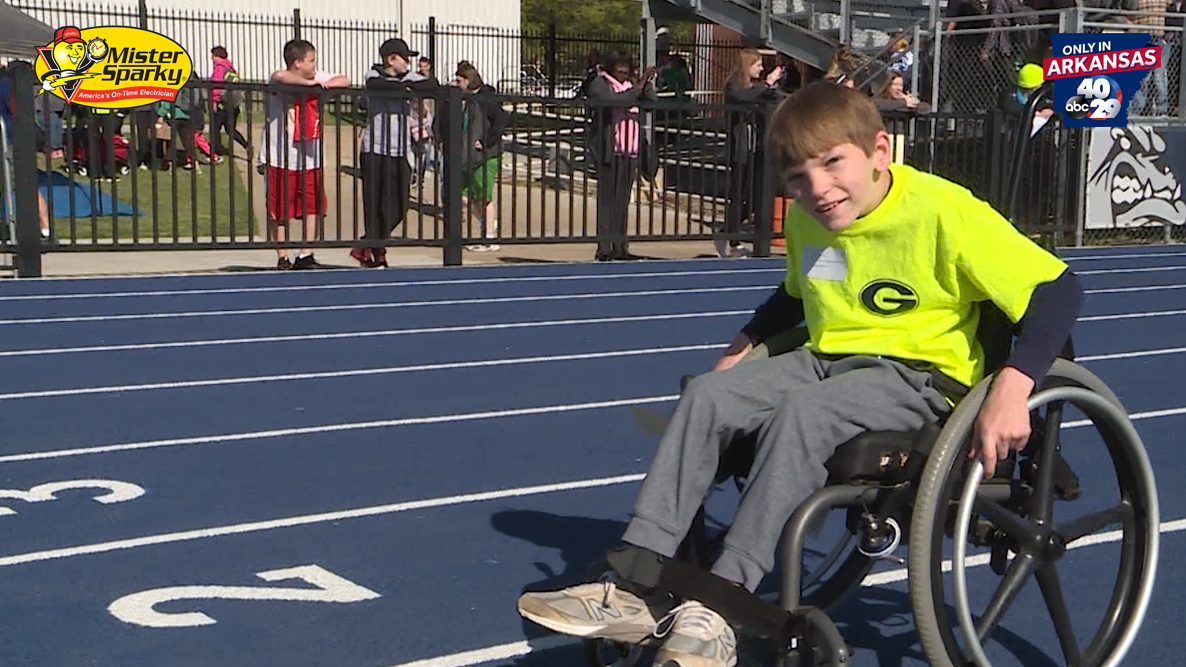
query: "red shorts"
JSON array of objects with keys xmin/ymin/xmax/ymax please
[{"xmin": 267, "ymin": 166, "xmax": 326, "ymax": 221}]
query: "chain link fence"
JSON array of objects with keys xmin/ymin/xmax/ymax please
[{"xmin": 921, "ymin": 7, "xmax": 1186, "ymax": 246}]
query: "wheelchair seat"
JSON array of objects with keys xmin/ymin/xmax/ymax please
[{"xmin": 824, "ymin": 428, "xmax": 933, "ymax": 486}]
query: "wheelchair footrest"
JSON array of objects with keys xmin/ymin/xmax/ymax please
[{"xmin": 605, "ymin": 545, "xmax": 851, "ymax": 666}]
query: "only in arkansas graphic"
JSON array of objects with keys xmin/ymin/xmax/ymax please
[
  {"xmin": 35, "ymin": 25, "xmax": 192, "ymax": 109},
  {"xmin": 1044, "ymin": 33, "xmax": 1160, "ymax": 127}
]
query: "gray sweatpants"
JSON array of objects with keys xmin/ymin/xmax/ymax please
[{"xmin": 621, "ymin": 347, "xmax": 952, "ymax": 592}]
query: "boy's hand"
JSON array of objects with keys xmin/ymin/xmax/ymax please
[
  {"xmin": 713, "ymin": 332, "xmax": 754, "ymax": 372},
  {"xmin": 969, "ymin": 366, "xmax": 1035, "ymax": 477}
]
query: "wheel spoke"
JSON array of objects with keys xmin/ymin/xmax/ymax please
[
  {"xmin": 975, "ymin": 551, "xmax": 1038, "ymax": 641},
  {"xmin": 1056, "ymin": 502, "xmax": 1133, "ymax": 545},
  {"xmin": 974, "ymin": 495, "xmax": 1043, "ymax": 543},
  {"xmin": 1032, "ymin": 401, "xmax": 1065, "ymax": 524},
  {"xmin": 1035, "ymin": 563, "xmax": 1082, "ymax": 666}
]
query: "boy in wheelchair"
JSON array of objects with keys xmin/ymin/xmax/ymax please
[{"xmin": 517, "ymin": 81, "xmax": 1083, "ymax": 667}]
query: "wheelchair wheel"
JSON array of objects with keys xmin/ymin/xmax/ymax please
[{"xmin": 908, "ymin": 359, "xmax": 1159, "ymax": 667}]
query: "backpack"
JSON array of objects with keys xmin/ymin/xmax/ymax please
[{"xmin": 222, "ymin": 69, "xmax": 244, "ymax": 109}]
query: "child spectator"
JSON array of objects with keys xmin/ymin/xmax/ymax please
[
  {"xmin": 258, "ymin": 38, "xmax": 349, "ymax": 270},
  {"xmin": 350, "ymin": 38, "xmax": 434, "ymax": 268},
  {"xmin": 209, "ymin": 46, "xmax": 249, "ymax": 158},
  {"xmin": 450, "ymin": 63, "xmax": 507, "ymax": 252}
]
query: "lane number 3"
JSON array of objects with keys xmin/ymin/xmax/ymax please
[{"xmin": 0, "ymin": 479, "xmax": 145, "ymax": 515}]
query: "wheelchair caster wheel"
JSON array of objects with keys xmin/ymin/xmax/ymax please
[{"xmin": 583, "ymin": 638, "xmax": 643, "ymax": 667}]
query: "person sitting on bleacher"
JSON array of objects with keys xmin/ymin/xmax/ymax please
[{"xmin": 516, "ymin": 81, "xmax": 1083, "ymax": 667}]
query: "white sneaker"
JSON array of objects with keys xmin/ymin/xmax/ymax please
[
  {"xmin": 517, "ymin": 573, "xmax": 672, "ymax": 645},
  {"xmin": 652, "ymin": 600, "xmax": 738, "ymax": 667}
]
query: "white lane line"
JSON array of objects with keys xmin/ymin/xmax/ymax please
[
  {"xmin": 0, "ymin": 395, "xmax": 683, "ymax": 463},
  {"xmin": 285, "ymin": 516, "xmax": 1186, "ymax": 667},
  {"xmin": 3, "ymin": 337, "xmax": 1182, "ymax": 403},
  {"xmin": 0, "ymin": 367, "xmax": 1182, "ymax": 463},
  {"xmin": 1078, "ymin": 265, "xmax": 1186, "ymax": 275},
  {"xmin": 1078, "ymin": 309, "xmax": 1186, "ymax": 322},
  {"xmin": 0, "ymin": 405, "xmax": 1178, "ymax": 573},
  {"xmin": 1085, "ymin": 283, "xmax": 1186, "ymax": 295},
  {"xmin": 0, "ymin": 268, "xmax": 786, "ymax": 302},
  {"xmin": 0, "ymin": 310, "xmax": 755, "ymax": 358},
  {"xmin": 0, "ymin": 303, "xmax": 1177, "ymax": 360},
  {"xmin": 1062, "ymin": 405, "xmax": 1186, "ymax": 428},
  {"xmin": 0, "ymin": 285, "xmax": 773, "ymax": 326},
  {"xmin": 1077, "ymin": 346, "xmax": 1186, "ymax": 362},
  {"xmin": 1063, "ymin": 250, "xmax": 1186, "ymax": 262},
  {"xmin": 0, "ymin": 344, "xmax": 728, "ymax": 401},
  {"xmin": 0, "ymin": 473, "xmax": 650, "ymax": 567}
]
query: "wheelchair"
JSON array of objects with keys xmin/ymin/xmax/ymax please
[{"xmin": 586, "ymin": 304, "xmax": 1160, "ymax": 667}]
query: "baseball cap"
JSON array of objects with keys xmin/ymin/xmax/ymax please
[
  {"xmin": 380, "ymin": 38, "xmax": 418, "ymax": 60},
  {"xmin": 55, "ymin": 27, "xmax": 84, "ymax": 44}
]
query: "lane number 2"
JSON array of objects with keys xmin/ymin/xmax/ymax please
[
  {"xmin": 0, "ymin": 479, "xmax": 145, "ymax": 516},
  {"xmin": 108, "ymin": 565, "xmax": 383, "ymax": 628}
]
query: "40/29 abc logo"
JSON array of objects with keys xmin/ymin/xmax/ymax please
[{"xmin": 1065, "ymin": 75, "xmax": 1123, "ymax": 120}]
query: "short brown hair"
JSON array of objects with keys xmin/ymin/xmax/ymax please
[{"xmin": 765, "ymin": 80, "xmax": 884, "ymax": 173}]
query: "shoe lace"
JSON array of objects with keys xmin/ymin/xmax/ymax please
[
  {"xmin": 653, "ymin": 601, "xmax": 717, "ymax": 640},
  {"xmin": 596, "ymin": 571, "xmax": 621, "ymax": 610}
]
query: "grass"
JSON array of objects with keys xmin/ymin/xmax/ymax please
[{"xmin": 44, "ymin": 156, "xmax": 256, "ymax": 244}]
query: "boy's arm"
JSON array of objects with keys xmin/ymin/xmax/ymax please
[
  {"xmin": 714, "ymin": 282, "xmax": 805, "ymax": 371},
  {"xmin": 955, "ymin": 195, "xmax": 1085, "ymax": 475},
  {"xmin": 973, "ymin": 268, "xmax": 1082, "ymax": 476},
  {"xmin": 314, "ymin": 71, "xmax": 350, "ymax": 88},
  {"xmin": 741, "ymin": 283, "xmax": 806, "ymax": 344},
  {"xmin": 270, "ymin": 69, "xmax": 319, "ymax": 86},
  {"xmin": 1004, "ymin": 269, "xmax": 1082, "ymax": 386}
]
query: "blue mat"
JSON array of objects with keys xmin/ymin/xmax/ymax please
[
  {"xmin": 2, "ymin": 170, "xmax": 141, "ymax": 219},
  {"xmin": 39, "ymin": 170, "xmax": 141, "ymax": 217}
]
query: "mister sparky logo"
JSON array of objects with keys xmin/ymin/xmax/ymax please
[{"xmin": 35, "ymin": 26, "xmax": 192, "ymax": 108}]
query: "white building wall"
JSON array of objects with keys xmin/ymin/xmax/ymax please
[{"xmin": 14, "ymin": 0, "xmax": 521, "ymax": 85}]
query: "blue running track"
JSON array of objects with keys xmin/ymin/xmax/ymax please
[{"xmin": 0, "ymin": 245, "xmax": 1183, "ymax": 667}]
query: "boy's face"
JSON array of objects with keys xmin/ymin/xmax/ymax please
[
  {"xmin": 780, "ymin": 132, "xmax": 893, "ymax": 232},
  {"xmin": 292, "ymin": 49, "xmax": 317, "ymax": 79},
  {"xmin": 386, "ymin": 53, "xmax": 408, "ymax": 75}
]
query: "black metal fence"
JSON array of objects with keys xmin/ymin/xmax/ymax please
[{"xmin": 2, "ymin": 56, "xmax": 1086, "ymax": 277}]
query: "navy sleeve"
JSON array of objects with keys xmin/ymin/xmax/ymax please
[
  {"xmin": 741, "ymin": 284, "xmax": 806, "ymax": 343},
  {"xmin": 1004, "ymin": 269, "xmax": 1083, "ymax": 386}
]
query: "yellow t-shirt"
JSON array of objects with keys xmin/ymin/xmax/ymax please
[{"xmin": 780, "ymin": 163, "xmax": 1068, "ymax": 389}]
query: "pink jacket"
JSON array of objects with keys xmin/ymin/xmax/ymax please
[{"xmin": 211, "ymin": 57, "xmax": 236, "ymax": 105}]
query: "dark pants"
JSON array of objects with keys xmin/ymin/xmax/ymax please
[
  {"xmin": 130, "ymin": 109, "xmax": 158, "ymax": 168},
  {"xmin": 360, "ymin": 152, "xmax": 411, "ymax": 252},
  {"xmin": 211, "ymin": 103, "xmax": 249, "ymax": 155},
  {"xmin": 86, "ymin": 113, "xmax": 122, "ymax": 178},
  {"xmin": 596, "ymin": 155, "xmax": 637, "ymax": 259},
  {"xmin": 725, "ymin": 152, "xmax": 762, "ymax": 247},
  {"xmin": 169, "ymin": 119, "xmax": 196, "ymax": 166}
]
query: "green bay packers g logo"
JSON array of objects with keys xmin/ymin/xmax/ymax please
[{"xmin": 860, "ymin": 280, "xmax": 918, "ymax": 316}]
